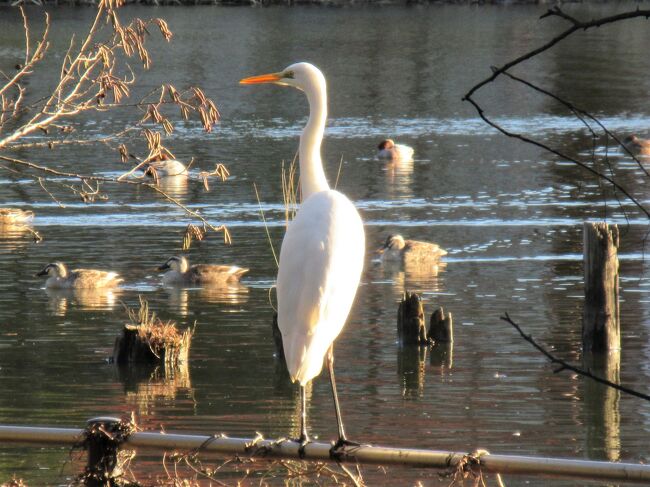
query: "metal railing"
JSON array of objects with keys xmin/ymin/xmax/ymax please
[{"xmin": 1, "ymin": 418, "xmax": 649, "ymax": 484}]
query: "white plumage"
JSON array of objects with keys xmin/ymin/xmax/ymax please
[{"xmin": 241, "ymin": 62, "xmax": 365, "ymax": 449}]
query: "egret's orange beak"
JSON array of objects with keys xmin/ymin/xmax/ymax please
[{"xmin": 239, "ymin": 72, "xmax": 282, "ymax": 85}]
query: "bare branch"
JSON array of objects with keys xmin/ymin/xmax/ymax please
[{"xmin": 501, "ymin": 312, "xmax": 650, "ymax": 402}]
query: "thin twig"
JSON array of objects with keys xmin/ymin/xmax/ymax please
[{"xmin": 501, "ymin": 312, "xmax": 650, "ymax": 401}]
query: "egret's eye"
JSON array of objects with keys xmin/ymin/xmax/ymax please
[{"xmin": 284, "ymin": 70, "xmax": 295, "ymax": 79}]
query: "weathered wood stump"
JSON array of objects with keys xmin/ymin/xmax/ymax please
[
  {"xmin": 112, "ymin": 299, "xmax": 192, "ymax": 367},
  {"xmin": 582, "ymin": 222, "xmax": 620, "ymax": 352},
  {"xmin": 429, "ymin": 306, "xmax": 453, "ymax": 343},
  {"xmin": 397, "ymin": 292, "xmax": 428, "ymax": 345}
]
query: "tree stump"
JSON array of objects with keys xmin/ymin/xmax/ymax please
[
  {"xmin": 112, "ymin": 323, "xmax": 192, "ymax": 367},
  {"xmin": 397, "ymin": 292, "xmax": 428, "ymax": 345},
  {"xmin": 582, "ymin": 222, "xmax": 620, "ymax": 352},
  {"xmin": 429, "ymin": 306, "xmax": 453, "ymax": 343}
]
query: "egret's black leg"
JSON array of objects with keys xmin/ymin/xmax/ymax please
[
  {"xmin": 297, "ymin": 384, "xmax": 310, "ymax": 458},
  {"xmin": 327, "ymin": 345, "xmax": 360, "ymax": 460}
]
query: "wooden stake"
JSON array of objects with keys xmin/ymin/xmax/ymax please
[
  {"xmin": 582, "ymin": 222, "xmax": 620, "ymax": 352},
  {"xmin": 429, "ymin": 307, "xmax": 453, "ymax": 343},
  {"xmin": 397, "ymin": 292, "xmax": 428, "ymax": 345}
]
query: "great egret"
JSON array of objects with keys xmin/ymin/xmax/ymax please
[
  {"xmin": 377, "ymin": 139, "xmax": 414, "ymax": 161},
  {"xmin": 623, "ymin": 135, "xmax": 650, "ymax": 156},
  {"xmin": 377, "ymin": 234, "xmax": 447, "ymax": 263},
  {"xmin": 157, "ymin": 255, "xmax": 248, "ymax": 286},
  {"xmin": 36, "ymin": 262, "xmax": 123, "ymax": 289},
  {"xmin": 240, "ymin": 63, "xmax": 365, "ymax": 453}
]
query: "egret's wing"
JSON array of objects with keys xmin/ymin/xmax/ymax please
[{"xmin": 277, "ymin": 190, "xmax": 365, "ymax": 385}]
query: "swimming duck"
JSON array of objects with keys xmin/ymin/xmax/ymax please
[
  {"xmin": 36, "ymin": 262, "xmax": 123, "ymax": 289},
  {"xmin": 144, "ymin": 158, "xmax": 188, "ymax": 178},
  {"xmin": 377, "ymin": 139, "xmax": 414, "ymax": 161},
  {"xmin": 623, "ymin": 135, "xmax": 650, "ymax": 156},
  {"xmin": 377, "ymin": 234, "xmax": 447, "ymax": 262},
  {"xmin": 157, "ymin": 256, "xmax": 249, "ymax": 286},
  {"xmin": 0, "ymin": 208, "xmax": 34, "ymax": 225}
]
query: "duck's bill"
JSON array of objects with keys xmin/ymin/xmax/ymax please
[
  {"xmin": 239, "ymin": 72, "xmax": 282, "ymax": 85},
  {"xmin": 157, "ymin": 264, "xmax": 170, "ymax": 271},
  {"xmin": 36, "ymin": 269, "xmax": 48, "ymax": 276}
]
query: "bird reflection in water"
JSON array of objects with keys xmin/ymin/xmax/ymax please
[
  {"xmin": 163, "ymin": 284, "xmax": 249, "ymax": 316},
  {"xmin": 155, "ymin": 174, "xmax": 189, "ymax": 199},
  {"xmin": 378, "ymin": 259, "xmax": 447, "ymax": 299},
  {"xmin": 46, "ymin": 287, "xmax": 120, "ymax": 316},
  {"xmin": 383, "ymin": 157, "xmax": 414, "ymax": 200}
]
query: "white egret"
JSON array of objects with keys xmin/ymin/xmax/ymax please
[
  {"xmin": 377, "ymin": 139, "xmax": 414, "ymax": 161},
  {"xmin": 240, "ymin": 63, "xmax": 365, "ymax": 453}
]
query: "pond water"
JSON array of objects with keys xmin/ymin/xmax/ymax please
[{"xmin": 1, "ymin": 3, "xmax": 650, "ymax": 485}]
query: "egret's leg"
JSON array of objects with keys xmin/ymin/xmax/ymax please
[
  {"xmin": 327, "ymin": 345, "xmax": 347, "ymax": 442},
  {"xmin": 297, "ymin": 384, "xmax": 310, "ymax": 458},
  {"xmin": 327, "ymin": 345, "xmax": 360, "ymax": 459}
]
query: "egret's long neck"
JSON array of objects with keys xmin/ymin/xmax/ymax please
[{"xmin": 299, "ymin": 81, "xmax": 329, "ymax": 199}]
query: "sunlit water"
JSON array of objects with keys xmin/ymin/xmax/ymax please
[{"xmin": 1, "ymin": 3, "xmax": 650, "ymax": 486}]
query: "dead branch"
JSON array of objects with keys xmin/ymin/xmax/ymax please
[
  {"xmin": 463, "ymin": 7, "xmax": 650, "ymax": 221},
  {"xmin": 501, "ymin": 312, "xmax": 650, "ymax": 402}
]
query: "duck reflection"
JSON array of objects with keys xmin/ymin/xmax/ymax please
[
  {"xmin": 384, "ymin": 158, "xmax": 414, "ymax": 199},
  {"xmin": 378, "ymin": 259, "xmax": 447, "ymax": 298},
  {"xmin": 156, "ymin": 174, "xmax": 189, "ymax": 198},
  {"xmin": 163, "ymin": 284, "xmax": 249, "ymax": 315},
  {"xmin": 45, "ymin": 287, "xmax": 119, "ymax": 315}
]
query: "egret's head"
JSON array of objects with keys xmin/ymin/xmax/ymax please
[
  {"xmin": 37, "ymin": 262, "xmax": 67, "ymax": 278},
  {"xmin": 240, "ymin": 62, "xmax": 325, "ymax": 93},
  {"xmin": 158, "ymin": 256, "xmax": 188, "ymax": 273}
]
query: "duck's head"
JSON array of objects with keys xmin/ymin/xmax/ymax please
[
  {"xmin": 377, "ymin": 234, "xmax": 406, "ymax": 254},
  {"xmin": 158, "ymin": 256, "xmax": 188, "ymax": 273},
  {"xmin": 36, "ymin": 262, "xmax": 67, "ymax": 278},
  {"xmin": 240, "ymin": 62, "xmax": 326, "ymax": 96},
  {"xmin": 378, "ymin": 139, "xmax": 395, "ymax": 151}
]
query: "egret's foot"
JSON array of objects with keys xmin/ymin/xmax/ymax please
[
  {"xmin": 329, "ymin": 437, "xmax": 361, "ymax": 461},
  {"xmin": 294, "ymin": 433, "xmax": 310, "ymax": 459}
]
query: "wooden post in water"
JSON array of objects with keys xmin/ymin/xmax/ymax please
[
  {"xmin": 582, "ymin": 222, "xmax": 620, "ymax": 352},
  {"xmin": 429, "ymin": 307, "xmax": 453, "ymax": 344},
  {"xmin": 397, "ymin": 292, "xmax": 428, "ymax": 345}
]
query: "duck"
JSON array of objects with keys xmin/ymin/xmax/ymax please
[
  {"xmin": 157, "ymin": 255, "xmax": 249, "ymax": 286},
  {"xmin": 377, "ymin": 139, "xmax": 414, "ymax": 161},
  {"xmin": 623, "ymin": 135, "xmax": 650, "ymax": 156},
  {"xmin": 376, "ymin": 234, "xmax": 447, "ymax": 263},
  {"xmin": 143, "ymin": 157, "xmax": 188, "ymax": 178},
  {"xmin": 36, "ymin": 262, "xmax": 123, "ymax": 289},
  {"xmin": 0, "ymin": 208, "xmax": 34, "ymax": 225}
]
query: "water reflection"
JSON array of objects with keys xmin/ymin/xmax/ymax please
[
  {"xmin": 376, "ymin": 260, "xmax": 446, "ymax": 297},
  {"xmin": 398, "ymin": 345, "xmax": 427, "ymax": 398},
  {"xmin": 0, "ymin": 223, "xmax": 39, "ymax": 252},
  {"xmin": 156, "ymin": 174, "xmax": 189, "ymax": 198},
  {"xmin": 163, "ymin": 284, "xmax": 249, "ymax": 315},
  {"xmin": 45, "ymin": 287, "xmax": 120, "ymax": 315},
  {"xmin": 117, "ymin": 362, "xmax": 194, "ymax": 418}
]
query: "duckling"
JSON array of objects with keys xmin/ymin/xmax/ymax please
[
  {"xmin": 377, "ymin": 139, "xmax": 414, "ymax": 161},
  {"xmin": 36, "ymin": 262, "xmax": 123, "ymax": 289},
  {"xmin": 623, "ymin": 135, "xmax": 650, "ymax": 156},
  {"xmin": 0, "ymin": 208, "xmax": 34, "ymax": 225},
  {"xmin": 158, "ymin": 256, "xmax": 249, "ymax": 286},
  {"xmin": 377, "ymin": 234, "xmax": 447, "ymax": 263},
  {"xmin": 143, "ymin": 157, "xmax": 188, "ymax": 178}
]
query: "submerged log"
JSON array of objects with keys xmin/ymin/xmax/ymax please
[
  {"xmin": 582, "ymin": 222, "xmax": 620, "ymax": 352},
  {"xmin": 429, "ymin": 306, "xmax": 453, "ymax": 343},
  {"xmin": 397, "ymin": 292, "xmax": 428, "ymax": 345}
]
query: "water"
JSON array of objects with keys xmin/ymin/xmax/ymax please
[{"xmin": 1, "ymin": 3, "xmax": 650, "ymax": 485}]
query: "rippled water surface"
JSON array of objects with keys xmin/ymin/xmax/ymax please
[{"xmin": 2, "ymin": 3, "xmax": 650, "ymax": 485}]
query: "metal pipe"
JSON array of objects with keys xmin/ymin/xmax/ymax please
[{"xmin": 1, "ymin": 424, "xmax": 649, "ymax": 483}]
